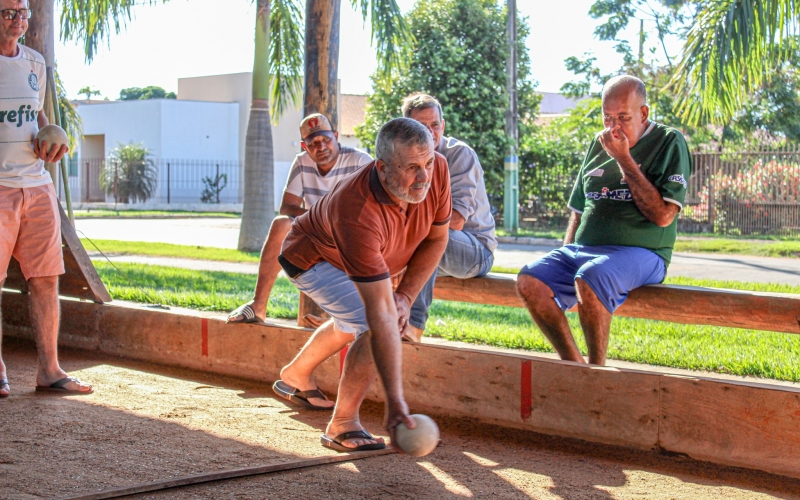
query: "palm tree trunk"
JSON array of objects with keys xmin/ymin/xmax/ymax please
[
  {"xmin": 304, "ymin": 0, "xmax": 340, "ymax": 127},
  {"xmin": 238, "ymin": 0, "xmax": 276, "ymax": 252},
  {"xmin": 24, "ymin": 0, "xmax": 59, "ymax": 184}
]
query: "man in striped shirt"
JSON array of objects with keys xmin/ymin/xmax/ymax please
[{"xmin": 228, "ymin": 113, "xmax": 372, "ymax": 323}]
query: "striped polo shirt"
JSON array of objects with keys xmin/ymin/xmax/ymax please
[{"xmin": 283, "ymin": 146, "xmax": 373, "ymax": 208}]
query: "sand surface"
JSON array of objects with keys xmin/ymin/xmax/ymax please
[{"xmin": 2, "ymin": 337, "xmax": 799, "ymax": 500}]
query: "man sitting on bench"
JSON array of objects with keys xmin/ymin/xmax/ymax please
[
  {"xmin": 517, "ymin": 75, "xmax": 692, "ymax": 366},
  {"xmin": 227, "ymin": 113, "xmax": 372, "ymax": 323},
  {"xmin": 402, "ymin": 93, "xmax": 497, "ymax": 343}
]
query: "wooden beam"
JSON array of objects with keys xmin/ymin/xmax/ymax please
[
  {"xmin": 433, "ymin": 274, "xmax": 800, "ymax": 334},
  {"xmin": 5, "ymin": 204, "xmax": 111, "ymax": 303}
]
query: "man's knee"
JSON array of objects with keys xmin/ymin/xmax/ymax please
[
  {"xmin": 517, "ymin": 274, "xmax": 554, "ymax": 307},
  {"xmin": 27, "ymin": 275, "xmax": 58, "ymax": 292}
]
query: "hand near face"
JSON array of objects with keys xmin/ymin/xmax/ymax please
[{"xmin": 598, "ymin": 125, "xmax": 631, "ymax": 163}]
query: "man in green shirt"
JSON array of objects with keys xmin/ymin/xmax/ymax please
[{"xmin": 517, "ymin": 75, "xmax": 692, "ymax": 366}]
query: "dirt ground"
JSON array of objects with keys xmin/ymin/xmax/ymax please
[{"xmin": 2, "ymin": 337, "xmax": 800, "ymax": 500}]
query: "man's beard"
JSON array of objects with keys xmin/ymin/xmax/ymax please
[{"xmin": 384, "ymin": 170, "xmax": 431, "ymax": 204}]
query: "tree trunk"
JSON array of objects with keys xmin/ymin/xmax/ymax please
[
  {"xmin": 304, "ymin": 0, "xmax": 340, "ymax": 128},
  {"xmin": 24, "ymin": 0, "xmax": 59, "ymax": 183},
  {"xmin": 238, "ymin": 0, "xmax": 276, "ymax": 252}
]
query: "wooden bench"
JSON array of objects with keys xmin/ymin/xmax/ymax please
[
  {"xmin": 297, "ymin": 272, "xmax": 800, "ymax": 334},
  {"xmin": 433, "ymin": 273, "xmax": 800, "ymax": 334}
]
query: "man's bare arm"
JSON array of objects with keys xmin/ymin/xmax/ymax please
[
  {"xmin": 279, "ymin": 192, "xmax": 307, "ymax": 218},
  {"xmin": 599, "ymin": 127, "xmax": 679, "ymax": 227},
  {"xmin": 354, "ymin": 279, "xmax": 414, "ymax": 443},
  {"xmin": 564, "ymin": 212, "xmax": 581, "ymax": 245},
  {"xmin": 393, "ymin": 223, "xmax": 449, "ymax": 318}
]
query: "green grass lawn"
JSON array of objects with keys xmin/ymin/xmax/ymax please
[
  {"xmin": 82, "ymin": 239, "xmax": 261, "ymax": 263},
  {"xmin": 94, "ymin": 261, "xmax": 800, "ymax": 382},
  {"xmin": 74, "ymin": 209, "xmax": 240, "ymax": 219},
  {"xmin": 81, "ymin": 237, "xmax": 800, "ymax": 270}
]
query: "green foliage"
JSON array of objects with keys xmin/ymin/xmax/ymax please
[
  {"xmin": 55, "ymin": 71, "xmax": 82, "ymax": 152},
  {"xmin": 518, "ymin": 98, "xmax": 602, "ymax": 224},
  {"xmin": 671, "ymin": 0, "xmax": 800, "ymax": 126},
  {"xmin": 78, "ymin": 86, "xmax": 101, "ymax": 100},
  {"xmin": 200, "ymin": 173, "xmax": 228, "ymax": 204},
  {"xmin": 119, "ymin": 86, "xmax": 176, "ymax": 100},
  {"xmin": 356, "ymin": 0, "xmax": 540, "ymax": 205},
  {"xmin": 100, "ymin": 143, "xmax": 158, "ymax": 203}
]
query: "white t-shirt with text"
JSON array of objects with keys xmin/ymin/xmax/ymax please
[{"xmin": 0, "ymin": 44, "xmax": 49, "ymax": 188}]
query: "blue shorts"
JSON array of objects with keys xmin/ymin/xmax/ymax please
[
  {"xmin": 518, "ymin": 244, "xmax": 666, "ymax": 313},
  {"xmin": 288, "ymin": 261, "xmax": 368, "ymax": 336}
]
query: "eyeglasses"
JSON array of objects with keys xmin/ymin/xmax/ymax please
[{"xmin": 1, "ymin": 9, "xmax": 32, "ymax": 21}]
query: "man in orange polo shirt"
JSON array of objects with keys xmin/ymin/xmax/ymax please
[{"xmin": 274, "ymin": 118, "xmax": 451, "ymax": 452}]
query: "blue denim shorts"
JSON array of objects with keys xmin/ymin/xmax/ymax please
[
  {"xmin": 518, "ymin": 244, "xmax": 666, "ymax": 313},
  {"xmin": 288, "ymin": 261, "xmax": 368, "ymax": 335}
]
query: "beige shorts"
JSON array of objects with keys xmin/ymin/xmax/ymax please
[{"xmin": 0, "ymin": 183, "xmax": 64, "ymax": 281}]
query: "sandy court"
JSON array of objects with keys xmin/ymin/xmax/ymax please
[{"xmin": 2, "ymin": 338, "xmax": 800, "ymax": 500}]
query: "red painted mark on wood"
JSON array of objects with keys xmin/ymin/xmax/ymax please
[
  {"xmin": 201, "ymin": 318, "xmax": 209, "ymax": 357},
  {"xmin": 521, "ymin": 360, "xmax": 532, "ymax": 421},
  {"xmin": 339, "ymin": 344, "xmax": 349, "ymax": 377}
]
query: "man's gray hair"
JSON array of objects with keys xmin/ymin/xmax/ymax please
[
  {"xmin": 375, "ymin": 118, "xmax": 433, "ymax": 165},
  {"xmin": 401, "ymin": 92, "xmax": 443, "ymax": 120},
  {"xmin": 602, "ymin": 75, "xmax": 647, "ymax": 104}
]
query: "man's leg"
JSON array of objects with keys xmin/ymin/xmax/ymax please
[
  {"xmin": 279, "ymin": 319, "xmax": 353, "ymax": 409},
  {"xmin": 575, "ymin": 278, "xmax": 612, "ymax": 365},
  {"xmin": 407, "ymin": 230, "xmax": 493, "ymax": 341},
  {"xmin": 0, "ymin": 285, "xmax": 8, "ymax": 397},
  {"xmin": 517, "ymin": 274, "xmax": 584, "ymax": 363},
  {"xmin": 28, "ymin": 276, "xmax": 91, "ymax": 391},
  {"xmin": 325, "ymin": 330, "xmax": 383, "ymax": 448},
  {"xmin": 229, "ymin": 216, "xmax": 293, "ymax": 322}
]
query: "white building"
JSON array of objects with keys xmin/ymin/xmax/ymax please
[{"xmin": 69, "ymin": 72, "xmax": 367, "ymax": 211}]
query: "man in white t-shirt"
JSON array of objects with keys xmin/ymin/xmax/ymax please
[
  {"xmin": 0, "ymin": 0, "xmax": 93, "ymax": 397},
  {"xmin": 228, "ymin": 113, "xmax": 372, "ymax": 324}
]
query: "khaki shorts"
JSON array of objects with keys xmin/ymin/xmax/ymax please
[{"xmin": 0, "ymin": 183, "xmax": 64, "ymax": 282}]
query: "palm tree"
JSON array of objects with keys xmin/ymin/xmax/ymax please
[
  {"xmin": 58, "ymin": 0, "xmax": 411, "ymax": 251},
  {"xmin": 303, "ymin": 0, "xmax": 411, "ymax": 122},
  {"xmin": 671, "ymin": 0, "xmax": 800, "ymax": 126}
]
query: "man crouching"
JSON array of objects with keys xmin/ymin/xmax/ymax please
[{"xmin": 275, "ymin": 118, "xmax": 451, "ymax": 451}]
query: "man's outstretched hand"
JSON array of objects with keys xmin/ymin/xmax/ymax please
[{"xmin": 385, "ymin": 398, "xmax": 415, "ymax": 453}]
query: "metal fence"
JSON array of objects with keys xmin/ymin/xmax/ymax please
[
  {"xmin": 64, "ymin": 158, "xmax": 243, "ymax": 205},
  {"xmin": 518, "ymin": 145, "xmax": 800, "ymax": 237}
]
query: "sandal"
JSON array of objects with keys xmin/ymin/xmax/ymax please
[
  {"xmin": 227, "ymin": 303, "xmax": 263, "ymax": 324},
  {"xmin": 272, "ymin": 380, "xmax": 332, "ymax": 410},
  {"xmin": 321, "ymin": 430, "xmax": 385, "ymax": 452}
]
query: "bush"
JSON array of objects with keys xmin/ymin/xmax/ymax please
[{"xmin": 100, "ymin": 143, "xmax": 158, "ymax": 204}]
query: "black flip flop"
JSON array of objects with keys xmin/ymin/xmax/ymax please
[
  {"xmin": 272, "ymin": 380, "xmax": 332, "ymax": 410},
  {"xmin": 321, "ymin": 430, "xmax": 386, "ymax": 453},
  {"xmin": 0, "ymin": 379, "xmax": 8, "ymax": 399},
  {"xmin": 227, "ymin": 303, "xmax": 263, "ymax": 324},
  {"xmin": 35, "ymin": 376, "xmax": 93, "ymax": 395}
]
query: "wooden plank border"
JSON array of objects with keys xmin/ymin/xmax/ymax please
[{"xmin": 3, "ymin": 292, "xmax": 800, "ymax": 479}]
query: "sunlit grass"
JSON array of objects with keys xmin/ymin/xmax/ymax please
[{"xmin": 93, "ymin": 262, "xmax": 800, "ymax": 382}]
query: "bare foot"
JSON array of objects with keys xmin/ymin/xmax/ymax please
[
  {"xmin": 325, "ymin": 418, "xmax": 384, "ymax": 449},
  {"xmin": 279, "ymin": 366, "xmax": 334, "ymax": 409},
  {"xmin": 0, "ymin": 378, "xmax": 9, "ymax": 398}
]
